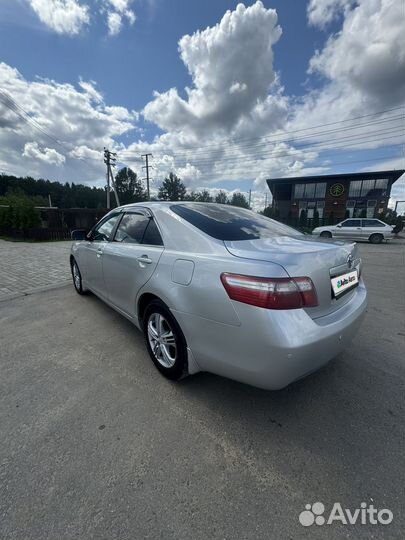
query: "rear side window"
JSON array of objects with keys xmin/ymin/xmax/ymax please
[
  {"xmin": 362, "ymin": 219, "xmax": 385, "ymax": 227},
  {"xmin": 143, "ymin": 219, "xmax": 164, "ymax": 246},
  {"xmin": 114, "ymin": 213, "xmax": 150, "ymax": 244},
  {"xmin": 170, "ymin": 203, "xmax": 302, "ymax": 241}
]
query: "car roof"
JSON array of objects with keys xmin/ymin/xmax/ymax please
[{"xmin": 117, "ymin": 201, "xmax": 230, "ymax": 212}]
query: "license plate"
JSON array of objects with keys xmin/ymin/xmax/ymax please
[{"xmin": 331, "ymin": 270, "xmax": 359, "ymax": 297}]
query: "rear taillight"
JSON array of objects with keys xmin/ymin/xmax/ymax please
[{"xmin": 220, "ymin": 273, "xmax": 318, "ymax": 310}]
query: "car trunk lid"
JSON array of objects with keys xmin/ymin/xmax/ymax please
[{"xmin": 224, "ymin": 236, "xmax": 360, "ymax": 319}]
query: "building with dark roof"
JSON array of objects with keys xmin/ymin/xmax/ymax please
[{"xmin": 267, "ymin": 169, "xmax": 404, "ymax": 224}]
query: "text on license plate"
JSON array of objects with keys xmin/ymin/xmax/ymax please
[{"xmin": 331, "ymin": 270, "xmax": 358, "ymax": 297}]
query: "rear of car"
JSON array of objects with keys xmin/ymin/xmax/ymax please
[{"xmin": 169, "ymin": 204, "xmax": 367, "ymax": 389}]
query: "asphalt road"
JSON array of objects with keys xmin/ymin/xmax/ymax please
[{"xmin": 0, "ymin": 241, "xmax": 404, "ymax": 539}]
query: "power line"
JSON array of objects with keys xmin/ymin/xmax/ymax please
[
  {"xmin": 119, "ymin": 115, "xmax": 404, "ymax": 164},
  {"xmin": 158, "ymin": 135, "xmax": 405, "ymax": 169},
  {"xmin": 119, "ymin": 109, "xmax": 405, "ymax": 159},
  {"xmin": 0, "ymin": 88, "xmax": 102, "ymax": 165}
]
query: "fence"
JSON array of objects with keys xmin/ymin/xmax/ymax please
[{"xmin": 0, "ymin": 227, "xmax": 71, "ymax": 241}]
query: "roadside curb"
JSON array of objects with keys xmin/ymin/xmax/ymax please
[{"xmin": 0, "ymin": 281, "xmax": 71, "ymax": 303}]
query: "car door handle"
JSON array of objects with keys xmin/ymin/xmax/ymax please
[{"xmin": 136, "ymin": 255, "xmax": 152, "ymax": 265}]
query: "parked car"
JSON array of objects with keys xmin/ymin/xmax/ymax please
[
  {"xmin": 312, "ymin": 218, "xmax": 394, "ymax": 243},
  {"xmin": 70, "ymin": 202, "xmax": 367, "ymax": 390}
]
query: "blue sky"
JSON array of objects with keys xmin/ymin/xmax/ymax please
[{"xmin": 0, "ymin": 0, "xmax": 404, "ymax": 210}]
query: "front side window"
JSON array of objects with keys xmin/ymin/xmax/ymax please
[
  {"xmin": 114, "ymin": 213, "xmax": 150, "ymax": 243},
  {"xmin": 341, "ymin": 219, "xmax": 361, "ymax": 227},
  {"xmin": 171, "ymin": 203, "xmax": 303, "ymax": 241},
  {"xmin": 92, "ymin": 214, "xmax": 121, "ymax": 241}
]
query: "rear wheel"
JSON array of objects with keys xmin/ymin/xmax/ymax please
[
  {"xmin": 320, "ymin": 231, "xmax": 332, "ymax": 238},
  {"xmin": 143, "ymin": 300, "xmax": 188, "ymax": 381},
  {"xmin": 369, "ymin": 233, "xmax": 383, "ymax": 244}
]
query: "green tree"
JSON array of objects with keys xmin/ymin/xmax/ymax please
[
  {"xmin": 115, "ymin": 167, "xmax": 147, "ymax": 205},
  {"xmin": 261, "ymin": 206, "xmax": 279, "ymax": 219},
  {"xmin": 158, "ymin": 173, "xmax": 187, "ymax": 201},
  {"xmin": 0, "ymin": 195, "xmax": 40, "ymax": 230},
  {"xmin": 230, "ymin": 192, "xmax": 249, "ymax": 208},
  {"xmin": 215, "ymin": 191, "xmax": 228, "ymax": 204},
  {"xmin": 299, "ymin": 209, "xmax": 307, "ymax": 228},
  {"xmin": 194, "ymin": 190, "xmax": 213, "ymax": 202},
  {"xmin": 184, "ymin": 191, "xmax": 197, "ymax": 201}
]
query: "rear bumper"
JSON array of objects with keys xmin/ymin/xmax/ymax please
[{"xmin": 173, "ymin": 280, "xmax": 367, "ymax": 390}]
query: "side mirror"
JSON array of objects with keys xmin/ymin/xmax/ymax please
[
  {"xmin": 336, "ymin": 224, "xmax": 342, "ymax": 228},
  {"xmin": 71, "ymin": 229, "xmax": 88, "ymax": 241}
]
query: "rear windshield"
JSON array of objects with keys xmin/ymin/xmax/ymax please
[{"xmin": 170, "ymin": 203, "xmax": 303, "ymax": 241}]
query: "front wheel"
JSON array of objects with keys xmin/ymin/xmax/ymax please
[
  {"xmin": 143, "ymin": 300, "xmax": 188, "ymax": 381},
  {"xmin": 369, "ymin": 233, "xmax": 383, "ymax": 244},
  {"xmin": 320, "ymin": 231, "xmax": 332, "ymax": 238},
  {"xmin": 71, "ymin": 259, "xmax": 88, "ymax": 295}
]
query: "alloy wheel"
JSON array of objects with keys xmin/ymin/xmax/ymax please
[{"xmin": 147, "ymin": 313, "xmax": 177, "ymax": 368}]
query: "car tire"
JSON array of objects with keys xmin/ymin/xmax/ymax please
[
  {"xmin": 320, "ymin": 231, "xmax": 332, "ymax": 238},
  {"xmin": 71, "ymin": 258, "xmax": 88, "ymax": 295},
  {"xmin": 369, "ymin": 233, "xmax": 383, "ymax": 244},
  {"xmin": 143, "ymin": 300, "xmax": 188, "ymax": 381}
]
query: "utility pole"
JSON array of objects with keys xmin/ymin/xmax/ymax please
[
  {"xmin": 248, "ymin": 189, "xmax": 252, "ymax": 207},
  {"xmin": 104, "ymin": 148, "xmax": 120, "ymax": 208},
  {"xmin": 264, "ymin": 192, "xmax": 268, "ymax": 209},
  {"xmin": 141, "ymin": 153, "xmax": 153, "ymax": 200}
]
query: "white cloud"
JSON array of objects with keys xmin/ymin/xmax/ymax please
[
  {"xmin": 28, "ymin": 0, "xmax": 89, "ymax": 35},
  {"xmin": 308, "ymin": 0, "xmax": 405, "ymax": 108},
  {"xmin": 307, "ymin": 0, "xmax": 355, "ymax": 28},
  {"xmin": 107, "ymin": 11, "xmax": 122, "ymax": 35},
  {"xmin": 78, "ymin": 79, "xmax": 103, "ymax": 103},
  {"xmin": 0, "ymin": 62, "xmax": 137, "ymax": 180},
  {"xmin": 143, "ymin": 1, "xmax": 283, "ymax": 136},
  {"xmin": 23, "ymin": 141, "xmax": 65, "ymax": 165},
  {"xmin": 104, "ymin": 0, "xmax": 136, "ymax": 35}
]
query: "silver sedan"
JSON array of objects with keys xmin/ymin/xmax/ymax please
[{"xmin": 70, "ymin": 202, "xmax": 367, "ymax": 390}]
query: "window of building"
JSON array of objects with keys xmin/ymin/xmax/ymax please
[
  {"xmin": 294, "ymin": 182, "xmax": 326, "ymax": 199},
  {"xmin": 375, "ymin": 178, "xmax": 388, "ymax": 190},
  {"xmin": 361, "ymin": 179, "xmax": 375, "ymax": 197},
  {"xmin": 346, "ymin": 200, "xmax": 355, "ymax": 217},
  {"xmin": 294, "ymin": 184, "xmax": 305, "ymax": 199},
  {"xmin": 315, "ymin": 182, "xmax": 326, "ymax": 198},
  {"xmin": 349, "ymin": 178, "xmax": 389, "ymax": 198},
  {"xmin": 316, "ymin": 201, "xmax": 325, "ymax": 218},
  {"xmin": 367, "ymin": 200, "xmax": 377, "ymax": 218},
  {"xmin": 349, "ymin": 180, "xmax": 362, "ymax": 197}
]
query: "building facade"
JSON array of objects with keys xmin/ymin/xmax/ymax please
[{"xmin": 267, "ymin": 170, "xmax": 404, "ymax": 224}]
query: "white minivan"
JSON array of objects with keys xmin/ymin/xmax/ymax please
[{"xmin": 312, "ymin": 218, "xmax": 394, "ymax": 243}]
